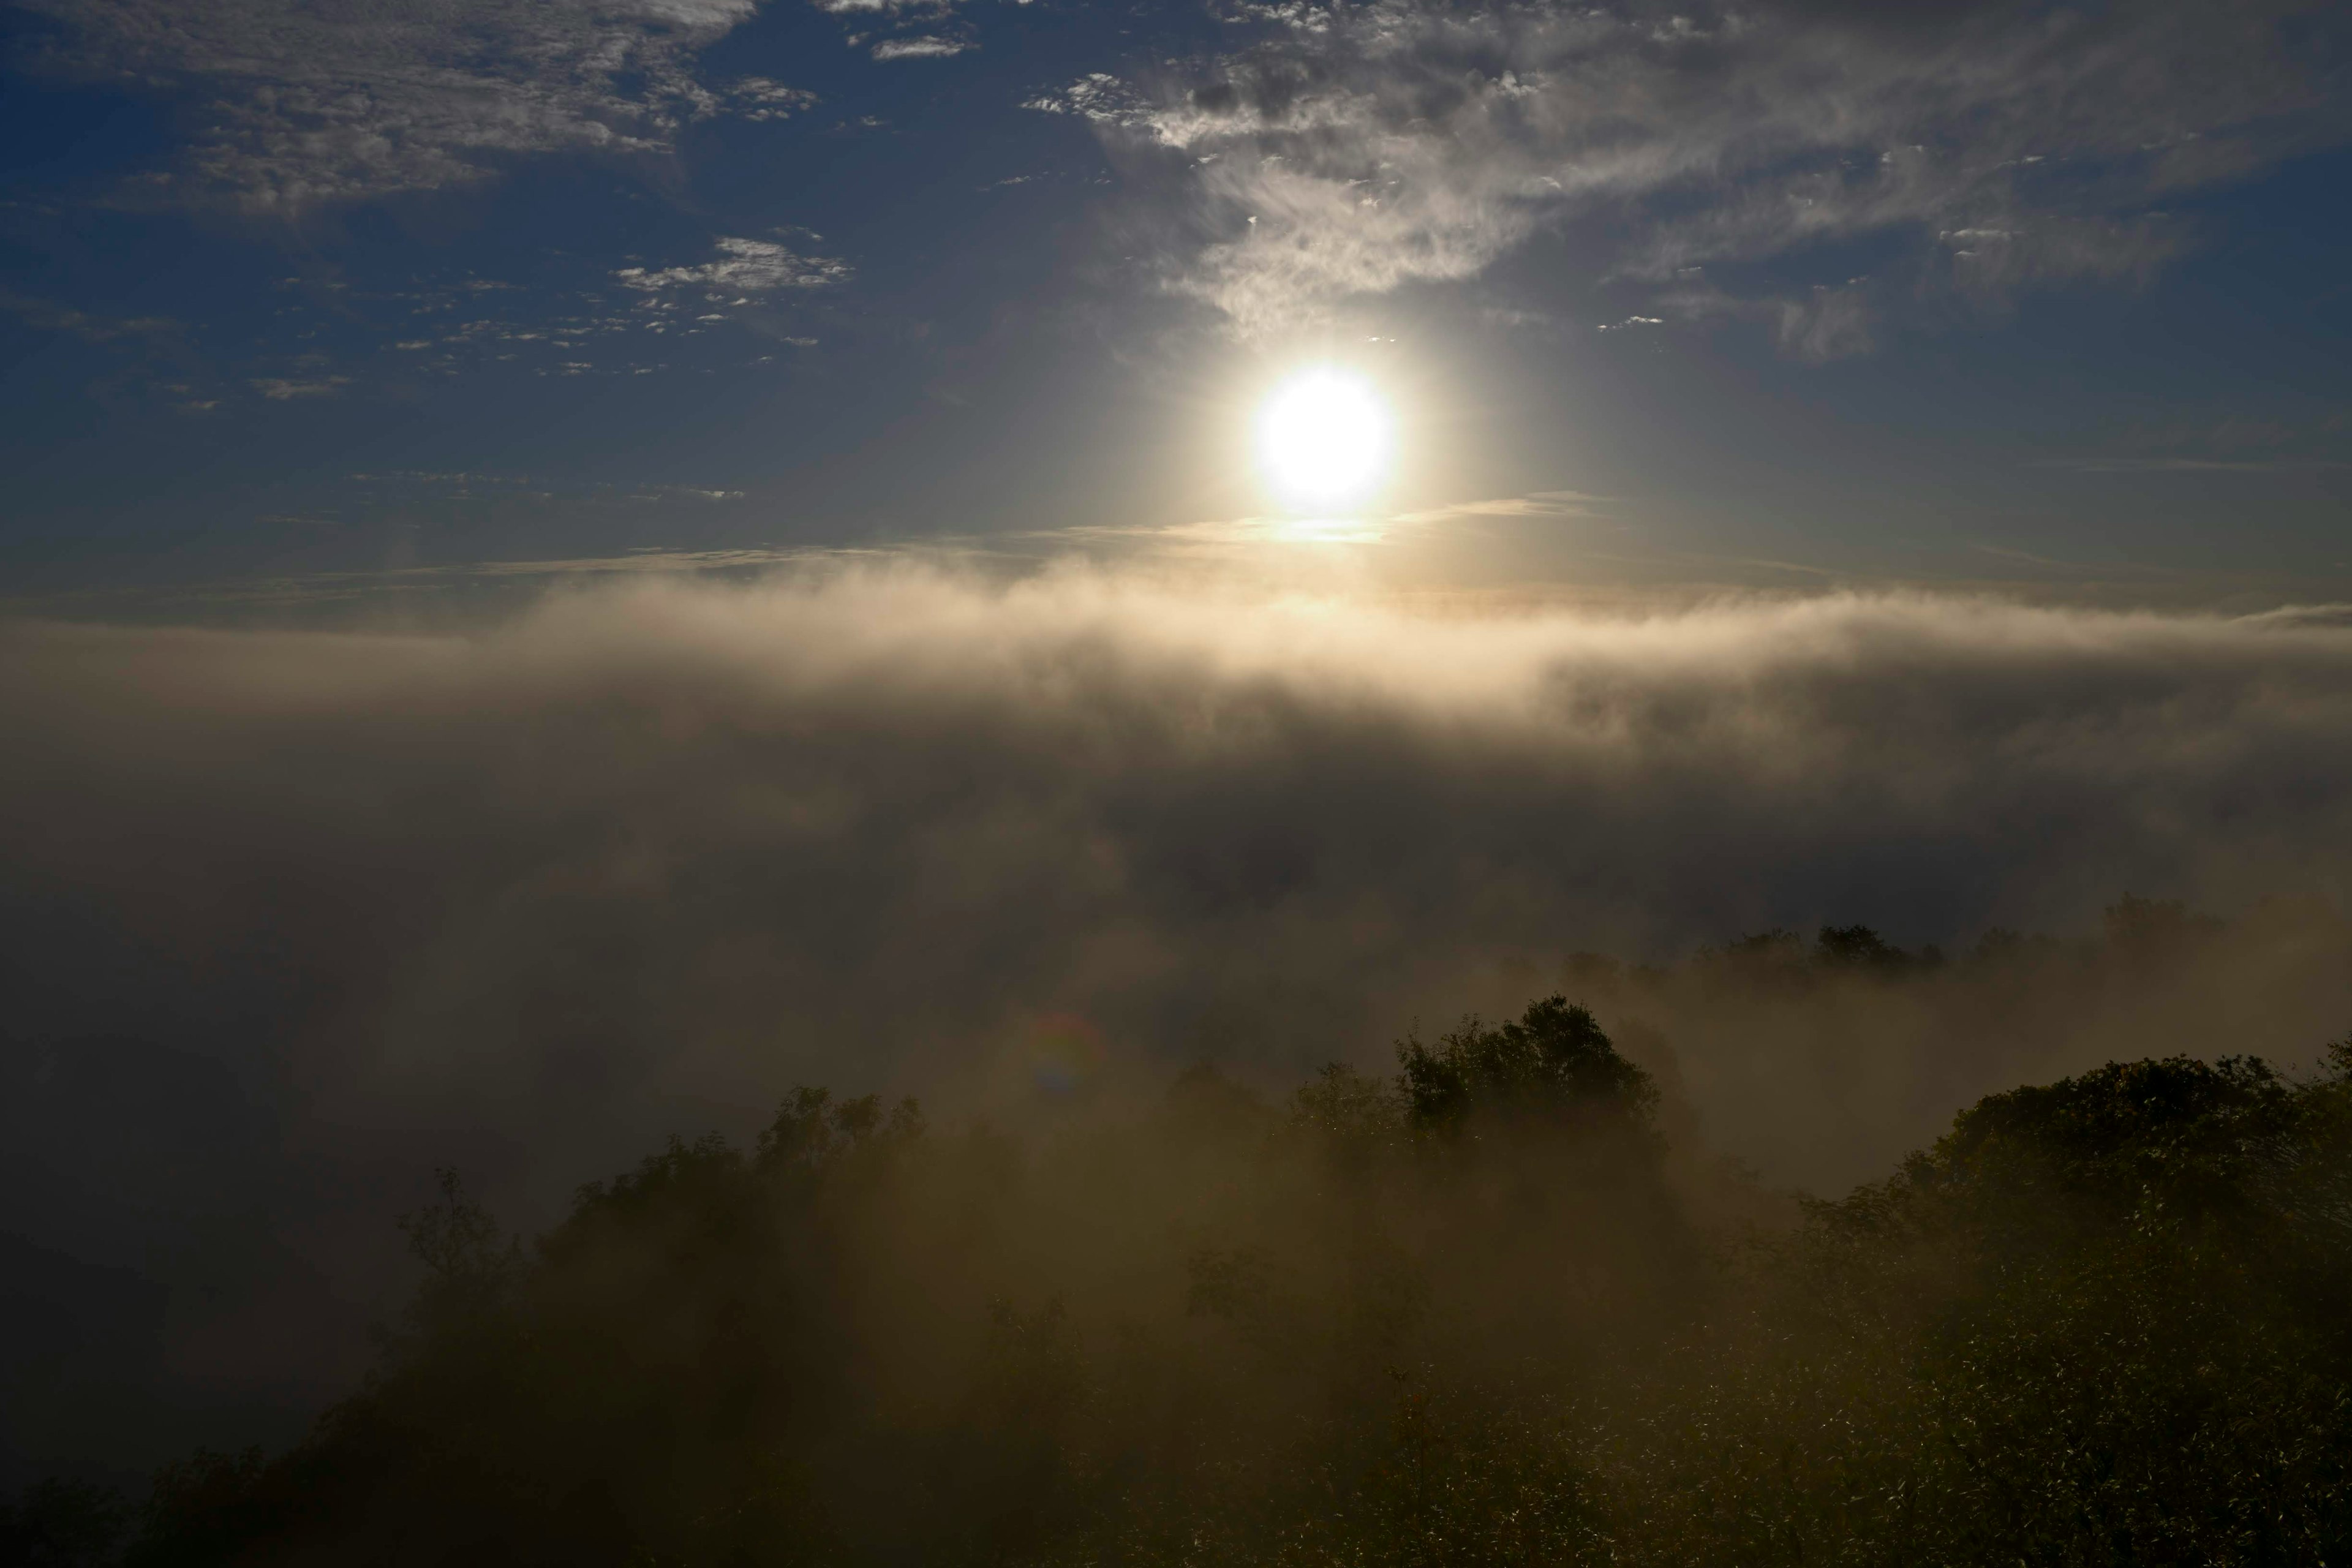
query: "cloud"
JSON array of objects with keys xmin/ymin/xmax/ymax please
[
  {"xmin": 614, "ymin": 237, "xmax": 854, "ymax": 298},
  {"xmin": 1774, "ymin": 284, "xmax": 1876, "ymax": 362},
  {"xmin": 0, "ymin": 292, "xmax": 179, "ymax": 344},
  {"xmin": 7, "ymin": 568, "xmax": 2351, "ymax": 1122},
  {"xmin": 1022, "ymin": 72, "xmax": 1145, "ymax": 121},
  {"xmin": 2038, "ymin": 457, "xmax": 2352, "ymax": 475},
  {"xmin": 248, "ymin": 375, "xmax": 351, "ymax": 399},
  {"xmin": 20, "ymin": 0, "xmax": 769, "ymax": 208},
  {"xmin": 724, "ymin": 78, "xmax": 819, "ymax": 123},
  {"xmin": 802, "ymin": 0, "xmax": 972, "ymax": 59},
  {"xmin": 1045, "ymin": 0, "xmax": 2346, "ymax": 339},
  {"xmin": 870, "ymin": 36, "xmax": 968, "ymax": 60},
  {"xmin": 7, "ymin": 565, "xmax": 2352, "ymax": 1466}
]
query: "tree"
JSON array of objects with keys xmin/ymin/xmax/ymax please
[
  {"xmin": 0, "ymin": 1478, "xmax": 127, "ymax": 1568},
  {"xmin": 1398, "ymin": 997, "xmax": 1658, "ymax": 1136}
]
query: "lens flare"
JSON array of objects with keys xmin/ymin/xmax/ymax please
[
  {"xmin": 1257, "ymin": 368, "xmax": 1390, "ymax": 510},
  {"xmin": 1023, "ymin": 1011, "xmax": 1106, "ymax": 1096}
]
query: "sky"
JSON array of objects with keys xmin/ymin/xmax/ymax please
[
  {"xmin": 5, "ymin": 0, "xmax": 2352, "ymax": 1498},
  {"xmin": 2, "ymin": 0, "xmax": 2349, "ymax": 601}
]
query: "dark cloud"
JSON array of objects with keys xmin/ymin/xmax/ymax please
[{"xmin": 4, "ymin": 569, "xmax": 2351, "ymax": 1479}]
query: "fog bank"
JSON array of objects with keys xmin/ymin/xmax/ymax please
[{"xmin": 3, "ymin": 568, "xmax": 2349, "ymax": 1479}]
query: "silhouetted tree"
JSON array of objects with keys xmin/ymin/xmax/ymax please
[
  {"xmin": 1398, "ymin": 996, "xmax": 1659, "ymax": 1135},
  {"xmin": 96, "ymin": 1007, "xmax": 2352, "ymax": 1568},
  {"xmin": 1, "ymin": 1478, "xmax": 126, "ymax": 1568}
]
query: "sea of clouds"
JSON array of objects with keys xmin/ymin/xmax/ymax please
[{"xmin": 5, "ymin": 565, "xmax": 2351, "ymax": 1477}]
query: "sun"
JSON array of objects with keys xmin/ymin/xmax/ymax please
[{"xmin": 1256, "ymin": 368, "xmax": 1391, "ymax": 511}]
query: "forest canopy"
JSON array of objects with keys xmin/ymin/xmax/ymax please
[{"xmin": 16, "ymin": 995, "xmax": 2352, "ymax": 1568}]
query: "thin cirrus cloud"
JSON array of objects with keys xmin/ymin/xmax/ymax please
[
  {"xmin": 870, "ymin": 36, "xmax": 969, "ymax": 60},
  {"xmin": 614, "ymin": 236, "xmax": 854, "ymax": 298},
  {"xmin": 1037, "ymin": 0, "xmax": 2347, "ymax": 344},
  {"xmin": 248, "ymin": 375, "xmax": 352, "ymax": 401},
  {"xmin": 17, "ymin": 0, "xmax": 777, "ymax": 207}
]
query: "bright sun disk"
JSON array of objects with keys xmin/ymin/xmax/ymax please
[{"xmin": 1257, "ymin": 368, "xmax": 1390, "ymax": 510}]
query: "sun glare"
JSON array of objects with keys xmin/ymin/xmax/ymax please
[{"xmin": 1257, "ymin": 368, "xmax": 1390, "ymax": 511}]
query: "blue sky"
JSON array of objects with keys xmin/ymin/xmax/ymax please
[{"xmin": 3, "ymin": 0, "xmax": 2348, "ymax": 604}]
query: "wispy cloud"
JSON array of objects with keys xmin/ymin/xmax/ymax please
[
  {"xmin": 2037, "ymin": 457, "xmax": 2351, "ymax": 474},
  {"xmin": 1041, "ymin": 0, "xmax": 2345, "ymax": 343},
  {"xmin": 0, "ymin": 290, "xmax": 178, "ymax": 343},
  {"xmin": 20, "ymin": 0, "xmax": 773, "ymax": 208},
  {"xmin": 249, "ymin": 375, "xmax": 350, "ymax": 400},
  {"xmin": 614, "ymin": 238, "xmax": 854, "ymax": 300},
  {"xmin": 344, "ymin": 470, "xmax": 750, "ymax": 503},
  {"xmin": 1383, "ymin": 491, "xmax": 1606, "ymax": 526},
  {"xmin": 725, "ymin": 78, "xmax": 819, "ymax": 123},
  {"xmin": 871, "ymin": 36, "xmax": 969, "ymax": 60}
]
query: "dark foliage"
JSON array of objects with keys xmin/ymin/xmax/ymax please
[
  {"xmin": 1, "ymin": 1479, "xmax": 126, "ymax": 1568},
  {"xmin": 21, "ymin": 1004, "xmax": 2352, "ymax": 1568},
  {"xmin": 1398, "ymin": 998, "xmax": 1658, "ymax": 1134}
]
